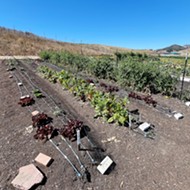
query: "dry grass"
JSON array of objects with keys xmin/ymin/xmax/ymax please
[{"xmin": 0, "ymin": 27, "xmax": 153, "ymax": 56}]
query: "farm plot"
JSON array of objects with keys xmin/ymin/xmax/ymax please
[{"xmin": 1, "ymin": 59, "xmax": 190, "ymax": 190}]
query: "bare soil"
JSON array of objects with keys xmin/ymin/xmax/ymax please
[{"xmin": 1, "ymin": 60, "xmax": 190, "ymax": 190}]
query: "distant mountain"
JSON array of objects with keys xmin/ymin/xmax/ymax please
[
  {"xmin": 157, "ymin": 44, "xmax": 186, "ymax": 53},
  {"xmin": 184, "ymin": 44, "xmax": 190, "ymax": 48}
]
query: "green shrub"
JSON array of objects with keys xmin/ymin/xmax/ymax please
[
  {"xmin": 90, "ymin": 57, "xmax": 115, "ymax": 79},
  {"xmin": 39, "ymin": 50, "xmax": 178, "ymax": 95},
  {"xmin": 39, "ymin": 51, "xmax": 51, "ymax": 60}
]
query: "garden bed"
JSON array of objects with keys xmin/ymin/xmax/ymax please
[{"xmin": 1, "ymin": 59, "xmax": 190, "ymax": 190}]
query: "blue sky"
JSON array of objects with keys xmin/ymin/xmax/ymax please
[{"xmin": 0, "ymin": 0, "xmax": 189, "ymax": 49}]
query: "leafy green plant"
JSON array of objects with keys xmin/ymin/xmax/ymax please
[
  {"xmin": 90, "ymin": 57, "xmax": 115, "ymax": 79},
  {"xmin": 38, "ymin": 65, "xmax": 130, "ymax": 126},
  {"xmin": 33, "ymin": 89, "xmax": 43, "ymax": 98},
  {"xmin": 53, "ymin": 106, "xmax": 64, "ymax": 117},
  {"xmin": 39, "ymin": 51, "xmax": 51, "ymax": 60},
  {"xmin": 39, "ymin": 50, "xmax": 178, "ymax": 96}
]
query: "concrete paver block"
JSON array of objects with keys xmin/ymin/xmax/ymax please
[
  {"xmin": 11, "ymin": 164, "xmax": 44, "ymax": 190},
  {"xmin": 97, "ymin": 156, "xmax": 113, "ymax": 174},
  {"xmin": 31, "ymin": 110, "xmax": 39, "ymax": 116},
  {"xmin": 138, "ymin": 122, "xmax": 151, "ymax": 131},
  {"xmin": 174, "ymin": 113, "xmax": 183, "ymax": 120},
  {"xmin": 20, "ymin": 95, "xmax": 30, "ymax": 100},
  {"xmin": 35, "ymin": 153, "xmax": 52, "ymax": 167}
]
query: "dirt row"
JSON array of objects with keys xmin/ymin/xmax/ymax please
[{"xmin": 1, "ymin": 60, "xmax": 190, "ymax": 190}]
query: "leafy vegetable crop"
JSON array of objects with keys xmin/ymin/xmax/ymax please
[
  {"xmin": 100, "ymin": 82, "xmax": 119, "ymax": 93},
  {"xmin": 128, "ymin": 92, "xmax": 157, "ymax": 107},
  {"xmin": 33, "ymin": 89, "xmax": 44, "ymax": 98},
  {"xmin": 34, "ymin": 124, "xmax": 56, "ymax": 140},
  {"xmin": 18, "ymin": 96, "xmax": 35, "ymax": 106},
  {"xmin": 38, "ymin": 66, "xmax": 129, "ymax": 126},
  {"xmin": 32, "ymin": 113, "xmax": 52, "ymax": 128},
  {"xmin": 39, "ymin": 50, "xmax": 178, "ymax": 95},
  {"xmin": 59, "ymin": 119, "xmax": 83, "ymax": 141}
]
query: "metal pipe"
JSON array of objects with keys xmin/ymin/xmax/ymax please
[
  {"xmin": 49, "ymin": 139, "xmax": 82, "ymax": 178},
  {"xmin": 59, "ymin": 134, "xmax": 85, "ymax": 170}
]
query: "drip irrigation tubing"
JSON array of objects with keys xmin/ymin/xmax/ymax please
[{"xmin": 8, "ymin": 59, "xmax": 98, "ymax": 178}]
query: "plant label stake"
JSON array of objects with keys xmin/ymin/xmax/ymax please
[
  {"xmin": 180, "ymin": 53, "xmax": 188, "ymax": 100},
  {"xmin": 77, "ymin": 129, "xmax": 81, "ymax": 150},
  {"xmin": 76, "ymin": 130, "xmax": 98, "ymax": 165},
  {"xmin": 128, "ymin": 113, "xmax": 132, "ymax": 129},
  {"xmin": 139, "ymin": 113, "xmax": 141, "ymax": 122}
]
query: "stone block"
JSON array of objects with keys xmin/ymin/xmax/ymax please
[
  {"xmin": 138, "ymin": 122, "xmax": 151, "ymax": 131},
  {"xmin": 174, "ymin": 113, "xmax": 183, "ymax": 120},
  {"xmin": 35, "ymin": 153, "xmax": 52, "ymax": 167},
  {"xmin": 31, "ymin": 110, "xmax": 39, "ymax": 116},
  {"xmin": 97, "ymin": 156, "xmax": 113, "ymax": 174},
  {"xmin": 11, "ymin": 164, "xmax": 44, "ymax": 190},
  {"xmin": 20, "ymin": 95, "xmax": 30, "ymax": 100}
]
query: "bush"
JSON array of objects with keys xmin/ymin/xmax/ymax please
[
  {"xmin": 39, "ymin": 51, "xmax": 51, "ymax": 60},
  {"xmin": 50, "ymin": 52, "xmax": 60, "ymax": 64},
  {"xmin": 39, "ymin": 50, "xmax": 178, "ymax": 95},
  {"xmin": 90, "ymin": 57, "xmax": 115, "ymax": 79},
  {"xmin": 117, "ymin": 60, "xmax": 177, "ymax": 95}
]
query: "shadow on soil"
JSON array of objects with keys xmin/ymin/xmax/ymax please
[{"xmin": 29, "ymin": 167, "xmax": 47, "ymax": 190}]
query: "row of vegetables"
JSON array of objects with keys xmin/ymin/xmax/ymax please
[
  {"xmin": 39, "ymin": 50, "xmax": 178, "ymax": 95},
  {"xmin": 13, "ymin": 66, "xmax": 85, "ymax": 141},
  {"xmin": 38, "ymin": 65, "xmax": 129, "ymax": 126},
  {"xmin": 37, "ymin": 65, "xmax": 159, "ymax": 128}
]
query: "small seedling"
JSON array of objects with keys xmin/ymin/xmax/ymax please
[
  {"xmin": 53, "ymin": 107, "xmax": 64, "ymax": 117},
  {"xmin": 33, "ymin": 89, "xmax": 43, "ymax": 98}
]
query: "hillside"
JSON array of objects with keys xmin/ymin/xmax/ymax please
[
  {"xmin": 157, "ymin": 44, "xmax": 186, "ymax": 53},
  {"xmin": 0, "ymin": 27, "xmax": 151, "ymax": 56}
]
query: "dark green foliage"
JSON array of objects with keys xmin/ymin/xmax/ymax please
[
  {"xmin": 33, "ymin": 89, "xmax": 43, "ymax": 98},
  {"xmin": 39, "ymin": 50, "xmax": 178, "ymax": 95},
  {"xmin": 39, "ymin": 51, "xmax": 51, "ymax": 60},
  {"xmin": 90, "ymin": 57, "xmax": 115, "ymax": 79},
  {"xmin": 38, "ymin": 65, "xmax": 129, "ymax": 126},
  {"xmin": 117, "ymin": 60, "xmax": 177, "ymax": 95}
]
